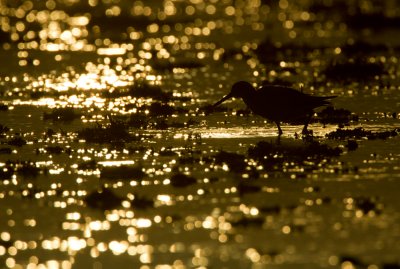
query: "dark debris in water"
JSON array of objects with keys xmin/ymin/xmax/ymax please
[
  {"xmin": 0, "ymin": 147, "xmax": 12, "ymax": 154},
  {"xmin": 100, "ymin": 165, "xmax": 146, "ymax": 181},
  {"xmin": 341, "ymin": 40, "xmax": 389, "ymax": 56},
  {"xmin": 346, "ymin": 12, "xmax": 400, "ymax": 30},
  {"xmin": 151, "ymin": 59, "xmax": 204, "ymax": 71},
  {"xmin": 147, "ymin": 102, "xmax": 176, "ymax": 116},
  {"xmin": 43, "ymin": 107, "xmax": 81, "ymax": 122},
  {"xmin": 129, "ymin": 114, "xmax": 198, "ymax": 130},
  {"xmin": 326, "ymin": 127, "xmax": 399, "ymax": 140},
  {"xmin": 346, "ymin": 140, "xmax": 358, "ymax": 151},
  {"xmin": 128, "ymin": 114, "xmax": 149, "ymax": 129},
  {"xmin": 84, "ymin": 187, "xmax": 123, "ymax": 211},
  {"xmin": 77, "ymin": 122, "xmax": 138, "ymax": 144},
  {"xmin": 315, "ymin": 106, "xmax": 358, "ymax": 126},
  {"xmin": 102, "ymin": 83, "xmax": 172, "ymax": 101},
  {"xmin": 0, "ymin": 239, "xmax": 13, "ymax": 248},
  {"xmin": 145, "ymin": 102, "xmax": 188, "ymax": 116},
  {"xmin": 0, "ymin": 103, "xmax": 8, "ymax": 111},
  {"xmin": 130, "ymin": 195, "xmax": 154, "ymax": 210},
  {"xmin": 255, "ymin": 38, "xmax": 322, "ymax": 62},
  {"xmin": 44, "ymin": 146, "xmax": 64, "ymax": 155},
  {"xmin": 77, "ymin": 160, "xmax": 98, "ymax": 170},
  {"xmin": 159, "ymin": 147, "xmax": 178, "ymax": 157},
  {"xmin": 0, "ymin": 167, "xmax": 13, "ymax": 180},
  {"xmin": 383, "ymin": 263, "xmax": 400, "ymax": 269},
  {"xmin": 0, "ymin": 160, "xmax": 42, "ymax": 179},
  {"xmin": 230, "ymin": 217, "xmax": 264, "ymax": 228},
  {"xmin": 198, "ymin": 103, "xmax": 229, "ymax": 115},
  {"xmin": 169, "ymin": 173, "xmax": 197, "ymax": 188},
  {"xmin": 353, "ymin": 196, "xmax": 383, "ymax": 215},
  {"xmin": 237, "ymin": 182, "xmax": 262, "ymax": 196},
  {"xmin": 7, "ymin": 136, "xmax": 27, "ymax": 147},
  {"xmin": 0, "ymin": 124, "xmax": 10, "ymax": 136},
  {"xmin": 259, "ymin": 204, "xmax": 298, "ymax": 215},
  {"xmin": 339, "ymin": 255, "xmax": 367, "ymax": 268},
  {"xmin": 344, "ymin": 256, "xmax": 400, "ymax": 269}
]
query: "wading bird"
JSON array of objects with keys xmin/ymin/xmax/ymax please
[{"xmin": 213, "ymin": 81, "xmax": 336, "ymax": 135}]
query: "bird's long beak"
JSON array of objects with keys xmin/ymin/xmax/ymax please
[{"xmin": 213, "ymin": 93, "xmax": 233, "ymax": 108}]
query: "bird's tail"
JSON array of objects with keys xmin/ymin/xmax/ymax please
[{"xmin": 320, "ymin": 96, "xmax": 337, "ymax": 105}]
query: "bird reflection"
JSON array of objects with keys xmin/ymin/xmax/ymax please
[{"xmin": 213, "ymin": 81, "xmax": 336, "ymax": 135}]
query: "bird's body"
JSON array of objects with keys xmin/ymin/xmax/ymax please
[{"xmin": 213, "ymin": 81, "xmax": 336, "ymax": 135}]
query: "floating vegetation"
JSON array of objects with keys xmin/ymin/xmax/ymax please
[
  {"xmin": 43, "ymin": 107, "xmax": 81, "ymax": 122},
  {"xmin": 7, "ymin": 136, "xmax": 27, "ymax": 147},
  {"xmin": 128, "ymin": 114, "xmax": 149, "ymax": 129},
  {"xmin": 326, "ymin": 128, "xmax": 399, "ymax": 140},
  {"xmin": 315, "ymin": 106, "xmax": 358, "ymax": 126},
  {"xmin": 84, "ymin": 188, "xmax": 123, "ymax": 210},
  {"xmin": 77, "ymin": 122, "xmax": 136, "ymax": 144},
  {"xmin": 169, "ymin": 173, "xmax": 197, "ymax": 188},
  {"xmin": 147, "ymin": 102, "xmax": 177, "ymax": 116},
  {"xmin": 100, "ymin": 165, "xmax": 146, "ymax": 181},
  {"xmin": 15, "ymin": 161, "xmax": 41, "ymax": 178}
]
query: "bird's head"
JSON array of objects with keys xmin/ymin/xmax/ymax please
[{"xmin": 213, "ymin": 81, "xmax": 255, "ymax": 107}]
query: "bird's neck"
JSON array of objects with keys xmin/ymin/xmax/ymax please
[{"xmin": 240, "ymin": 89, "xmax": 256, "ymax": 105}]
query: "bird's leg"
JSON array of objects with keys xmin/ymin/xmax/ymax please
[
  {"xmin": 275, "ymin": 121, "xmax": 283, "ymax": 136},
  {"xmin": 275, "ymin": 135, "xmax": 281, "ymax": 145},
  {"xmin": 302, "ymin": 114, "xmax": 313, "ymax": 135}
]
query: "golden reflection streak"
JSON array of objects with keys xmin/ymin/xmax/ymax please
[
  {"xmin": 98, "ymin": 160, "xmax": 135, "ymax": 166},
  {"xmin": 97, "ymin": 47, "xmax": 126, "ymax": 56},
  {"xmin": 174, "ymin": 125, "xmax": 340, "ymax": 139}
]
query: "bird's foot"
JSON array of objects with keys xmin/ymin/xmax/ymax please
[
  {"xmin": 301, "ymin": 129, "xmax": 314, "ymax": 141},
  {"xmin": 301, "ymin": 128, "xmax": 313, "ymax": 135}
]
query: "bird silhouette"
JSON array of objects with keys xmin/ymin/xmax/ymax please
[{"xmin": 213, "ymin": 81, "xmax": 336, "ymax": 135}]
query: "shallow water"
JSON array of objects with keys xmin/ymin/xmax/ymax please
[{"xmin": 1, "ymin": 1, "xmax": 400, "ymax": 268}]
